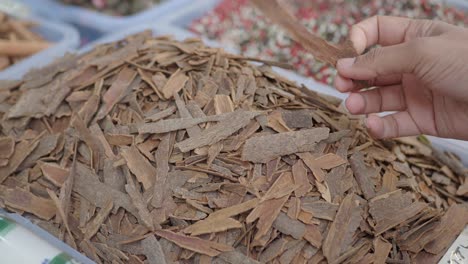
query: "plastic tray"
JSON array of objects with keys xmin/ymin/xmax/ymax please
[
  {"xmin": 0, "ymin": 209, "xmax": 94, "ymax": 264},
  {"xmin": 20, "ymin": 0, "xmax": 195, "ymax": 34},
  {"xmin": 0, "ymin": 15, "xmax": 80, "ymax": 80}
]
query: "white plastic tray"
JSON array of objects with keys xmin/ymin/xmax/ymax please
[
  {"xmin": 20, "ymin": 0, "xmax": 195, "ymax": 34},
  {"xmin": 0, "ymin": 16, "xmax": 80, "ymax": 80},
  {"xmin": 0, "ymin": 209, "xmax": 94, "ymax": 264}
]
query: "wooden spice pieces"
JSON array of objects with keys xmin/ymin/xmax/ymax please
[
  {"xmin": 0, "ymin": 32, "xmax": 467, "ymax": 264},
  {"xmin": 0, "ymin": 12, "xmax": 50, "ymax": 70}
]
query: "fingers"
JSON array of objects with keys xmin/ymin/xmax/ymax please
[
  {"xmin": 335, "ymin": 73, "xmax": 402, "ymax": 92},
  {"xmin": 350, "ymin": 16, "xmax": 454, "ymax": 54},
  {"xmin": 345, "ymin": 85, "xmax": 406, "ymax": 115},
  {"xmin": 366, "ymin": 112, "xmax": 421, "ymax": 139},
  {"xmin": 337, "ymin": 42, "xmax": 421, "ymax": 81}
]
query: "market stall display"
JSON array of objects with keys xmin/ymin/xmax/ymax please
[
  {"xmin": 0, "ymin": 30, "xmax": 467, "ymax": 263},
  {"xmin": 59, "ymin": 0, "xmax": 165, "ymax": 16},
  {"xmin": 189, "ymin": 0, "xmax": 468, "ymax": 85}
]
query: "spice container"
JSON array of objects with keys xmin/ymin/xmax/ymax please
[
  {"xmin": 20, "ymin": 0, "xmax": 196, "ymax": 35},
  {"xmin": 0, "ymin": 14, "xmax": 79, "ymax": 80},
  {"xmin": 0, "ymin": 209, "xmax": 93, "ymax": 264}
]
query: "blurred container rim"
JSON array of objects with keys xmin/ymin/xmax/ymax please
[{"xmin": 20, "ymin": 0, "xmax": 197, "ymax": 33}]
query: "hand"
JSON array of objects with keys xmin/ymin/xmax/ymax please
[{"xmin": 335, "ymin": 16, "xmax": 468, "ymax": 140}]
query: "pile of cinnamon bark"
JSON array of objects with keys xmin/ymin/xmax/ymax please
[{"xmin": 0, "ymin": 31, "xmax": 467, "ymax": 264}]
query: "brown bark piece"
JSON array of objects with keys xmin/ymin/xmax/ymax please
[
  {"xmin": 176, "ymin": 110, "xmax": 259, "ymax": 152},
  {"xmin": 246, "ymin": 195, "xmax": 289, "ymax": 240},
  {"xmin": 99, "ymin": 67, "xmax": 137, "ymax": 118},
  {"xmin": 74, "ymin": 162, "xmax": 138, "ymax": 216},
  {"xmin": 83, "ymin": 199, "xmax": 114, "ymax": 240},
  {"xmin": 152, "ymin": 133, "xmax": 172, "ymax": 207},
  {"xmin": 292, "ymin": 159, "xmax": 312, "ymax": 197},
  {"xmin": 121, "ymin": 146, "xmax": 156, "ymax": 190},
  {"xmin": 424, "ymin": 204, "xmax": 468, "ymax": 254},
  {"xmin": 1, "ymin": 187, "xmax": 56, "ymax": 220},
  {"xmin": 183, "ymin": 198, "xmax": 258, "ymax": 236},
  {"xmin": 323, "ymin": 194, "xmax": 363, "ymax": 262},
  {"xmin": 242, "ymin": 128, "xmax": 330, "ymax": 163},
  {"xmin": 0, "ymin": 136, "xmax": 14, "ymax": 159},
  {"xmin": 154, "ymin": 229, "xmax": 233, "ymax": 257},
  {"xmin": 214, "ymin": 94, "xmax": 234, "ymax": 114},
  {"xmin": 350, "ymin": 152, "xmax": 377, "ymax": 200},
  {"xmin": 40, "ymin": 162, "xmax": 69, "ymax": 187},
  {"xmin": 0, "ymin": 140, "xmax": 39, "ymax": 183},
  {"xmin": 373, "ymin": 237, "xmax": 392, "ymax": 264},
  {"xmin": 161, "ymin": 69, "xmax": 189, "ymax": 99},
  {"xmin": 368, "ymin": 190, "xmax": 427, "ymax": 235}
]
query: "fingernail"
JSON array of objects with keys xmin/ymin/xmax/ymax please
[{"xmin": 337, "ymin": 58, "xmax": 356, "ymax": 70}]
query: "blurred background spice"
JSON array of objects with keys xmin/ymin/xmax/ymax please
[
  {"xmin": 0, "ymin": 12, "xmax": 50, "ymax": 71},
  {"xmin": 190, "ymin": 0, "xmax": 468, "ymax": 85},
  {"xmin": 59, "ymin": 0, "xmax": 164, "ymax": 16}
]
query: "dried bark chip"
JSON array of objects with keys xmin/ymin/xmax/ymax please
[
  {"xmin": 176, "ymin": 110, "xmax": 260, "ymax": 152},
  {"xmin": 8, "ymin": 80, "xmax": 71, "ymax": 119},
  {"xmin": 121, "ymin": 146, "xmax": 156, "ymax": 190},
  {"xmin": 139, "ymin": 114, "xmax": 228, "ymax": 134},
  {"xmin": 161, "ymin": 69, "xmax": 189, "ymax": 99},
  {"xmin": 350, "ymin": 152, "xmax": 377, "ymax": 200},
  {"xmin": 98, "ymin": 67, "xmax": 137, "ymax": 118},
  {"xmin": 1, "ymin": 187, "xmax": 56, "ymax": 220},
  {"xmin": 323, "ymin": 194, "xmax": 363, "ymax": 261},
  {"xmin": 0, "ymin": 139, "xmax": 39, "ymax": 183},
  {"xmin": 313, "ymin": 153, "xmax": 346, "ymax": 170},
  {"xmin": 152, "ymin": 133, "xmax": 172, "ymax": 207},
  {"xmin": 281, "ymin": 110, "xmax": 313, "ymax": 129},
  {"xmin": 0, "ymin": 136, "xmax": 14, "ymax": 159},
  {"xmin": 183, "ymin": 198, "xmax": 259, "ymax": 236},
  {"xmin": 217, "ymin": 251, "xmax": 260, "ymax": 264},
  {"xmin": 40, "ymin": 162, "xmax": 69, "ymax": 187},
  {"xmin": 74, "ymin": 162, "xmax": 138, "ymax": 216},
  {"xmin": 373, "ymin": 237, "xmax": 392, "ymax": 264},
  {"xmin": 423, "ymin": 204, "xmax": 468, "ymax": 254},
  {"xmin": 154, "ymin": 229, "xmax": 233, "ymax": 257},
  {"xmin": 141, "ymin": 236, "xmax": 167, "ymax": 264},
  {"xmin": 292, "ymin": 160, "xmax": 312, "ymax": 198},
  {"xmin": 125, "ymin": 181, "xmax": 154, "ymax": 231},
  {"xmin": 246, "ymin": 195, "xmax": 289, "ymax": 240},
  {"xmin": 242, "ymin": 128, "xmax": 330, "ymax": 163},
  {"xmin": 369, "ymin": 190, "xmax": 427, "ymax": 235},
  {"xmin": 83, "ymin": 199, "xmax": 114, "ymax": 240},
  {"xmin": 301, "ymin": 199, "xmax": 338, "ymax": 221},
  {"xmin": 259, "ymin": 238, "xmax": 288, "ymax": 263},
  {"xmin": 18, "ymin": 134, "xmax": 59, "ymax": 170},
  {"xmin": 213, "ymin": 94, "xmax": 234, "ymax": 114}
]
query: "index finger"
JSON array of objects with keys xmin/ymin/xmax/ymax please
[{"xmin": 351, "ymin": 16, "xmax": 453, "ymax": 54}]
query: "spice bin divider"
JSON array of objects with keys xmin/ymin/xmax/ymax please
[
  {"xmin": 0, "ymin": 15, "xmax": 80, "ymax": 80},
  {"xmin": 19, "ymin": 0, "xmax": 196, "ymax": 35}
]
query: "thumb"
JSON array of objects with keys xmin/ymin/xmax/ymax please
[{"xmin": 337, "ymin": 41, "xmax": 422, "ymax": 81}]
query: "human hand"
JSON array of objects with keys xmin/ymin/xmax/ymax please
[{"xmin": 335, "ymin": 16, "xmax": 468, "ymax": 140}]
